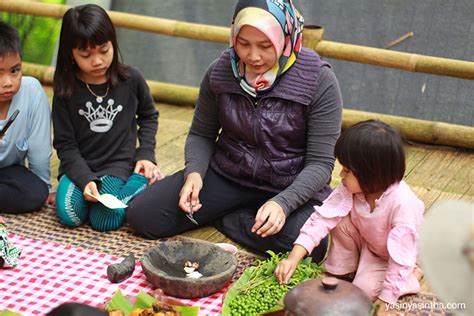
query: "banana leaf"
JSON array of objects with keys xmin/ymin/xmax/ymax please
[
  {"xmin": 106, "ymin": 289, "xmax": 199, "ymax": 316},
  {"xmin": 221, "ymin": 251, "xmax": 323, "ymax": 315},
  {"xmin": 221, "ymin": 266, "xmax": 255, "ymax": 315},
  {"xmin": 0, "ymin": 311, "xmax": 21, "ymax": 316},
  {"xmin": 105, "ymin": 290, "xmax": 134, "ymax": 315}
]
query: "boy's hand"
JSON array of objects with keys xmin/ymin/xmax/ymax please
[
  {"xmin": 252, "ymin": 200, "xmax": 285, "ymax": 237},
  {"xmin": 83, "ymin": 181, "xmax": 100, "ymax": 202},
  {"xmin": 46, "ymin": 192, "xmax": 56, "ymax": 207},
  {"xmin": 134, "ymin": 160, "xmax": 162, "ymax": 185}
]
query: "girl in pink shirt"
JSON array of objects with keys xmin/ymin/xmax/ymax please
[{"xmin": 275, "ymin": 120, "xmax": 424, "ymax": 305}]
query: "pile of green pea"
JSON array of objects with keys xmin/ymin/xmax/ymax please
[
  {"xmin": 227, "ymin": 251, "xmax": 324, "ymax": 315},
  {"xmin": 228, "ymin": 282, "xmax": 290, "ymax": 316}
]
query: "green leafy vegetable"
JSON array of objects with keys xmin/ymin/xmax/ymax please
[{"xmin": 222, "ymin": 251, "xmax": 324, "ymax": 316}]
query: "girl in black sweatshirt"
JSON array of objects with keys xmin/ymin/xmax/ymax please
[{"xmin": 52, "ymin": 4, "xmax": 160, "ymax": 231}]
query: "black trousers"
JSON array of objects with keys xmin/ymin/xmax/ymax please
[
  {"xmin": 0, "ymin": 165, "xmax": 48, "ymax": 213},
  {"xmin": 127, "ymin": 168, "xmax": 328, "ymax": 262}
]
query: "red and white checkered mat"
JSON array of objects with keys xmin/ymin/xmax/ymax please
[{"xmin": 0, "ymin": 234, "xmax": 227, "ymax": 315}]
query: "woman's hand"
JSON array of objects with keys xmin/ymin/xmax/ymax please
[
  {"xmin": 178, "ymin": 172, "xmax": 203, "ymax": 213},
  {"xmin": 83, "ymin": 181, "xmax": 100, "ymax": 202},
  {"xmin": 274, "ymin": 245, "xmax": 307, "ymax": 284},
  {"xmin": 134, "ymin": 160, "xmax": 163, "ymax": 185},
  {"xmin": 251, "ymin": 200, "xmax": 286, "ymax": 237},
  {"xmin": 46, "ymin": 192, "xmax": 56, "ymax": 207}
]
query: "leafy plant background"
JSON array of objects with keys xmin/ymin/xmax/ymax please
[{"xmin": 1, "ymin": 0, "xmax": 64, "ymax": 65}]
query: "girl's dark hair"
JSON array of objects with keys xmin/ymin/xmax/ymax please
[
  {"xmin": 335, "ymin": 120, "xmax": 405, "ymax": 194},
  {"xmin": 53, "ymin": 4, "xmax": 129, "ymax": 98},
  {"xmin": 0, "ymin": 20, "xmax": 21, "ymax": 58}
]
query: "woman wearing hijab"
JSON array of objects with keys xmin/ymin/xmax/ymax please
[{"xmin": 127, "ymin": 0, "xmax": 342, "ymax": 261}]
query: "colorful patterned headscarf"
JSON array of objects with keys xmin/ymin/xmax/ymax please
[{"xmin": 230, "ymin": 0, "xmax": 304, "ymax": 97}]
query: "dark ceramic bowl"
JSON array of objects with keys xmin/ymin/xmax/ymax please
[{"xmin": 141, "ymin": 239, "xmax": 238, "ymax": 298}]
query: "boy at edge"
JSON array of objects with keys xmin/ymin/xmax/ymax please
[{"xmin": 0, "ymin": 20, "xmax": 54, "ymax": 213}]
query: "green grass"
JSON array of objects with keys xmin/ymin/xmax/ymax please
[{"xmin": 1, "ymin": 0, "xmax": 64, "ymax": 65}]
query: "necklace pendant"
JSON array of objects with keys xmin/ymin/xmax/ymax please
[{"xmin": 85, "ymin": 82, "xmax": 109, "ymax": 103}]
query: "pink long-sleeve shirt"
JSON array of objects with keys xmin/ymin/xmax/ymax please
[{"xmin": 295, "ymin": 181, "xmax": 424, "ymax": 303}]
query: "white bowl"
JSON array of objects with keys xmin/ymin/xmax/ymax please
[{"xmin": 215, "ymin": 243, "xmax": 238, "ymax": 255}]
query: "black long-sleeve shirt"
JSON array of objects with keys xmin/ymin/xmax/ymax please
[{"xmin": 52, "ymin": 67, "xmax": 158, "ymax": 190}]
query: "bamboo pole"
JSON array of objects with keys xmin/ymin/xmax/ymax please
[
  {"xmin": 313, "ymin": 41, "xmax": 474, "ymax": 79},
  {"xmin": 302, "ymin": 25, "xmax": 325, "ymax": 49},
  {"xmin": 22, "ymin": 62, "xmax": 474, "ymax": 149},
  {"xmin": 21, "ymin": 62, "xmax": 199, "ymax": 106},
  {"xmin": 146, "ymin": 81, "xmax": 198, "ymax": 106},
  {"xmin": 2, "ymin": 1, "xmax": 474, "ymax": 80},
  {"xmin": 0, "ymin": 1, "xmax": 229, "ymax": 42},
  {"xmin": 342, "ymin": 110, "xmax": 474, "ymax": 149}
]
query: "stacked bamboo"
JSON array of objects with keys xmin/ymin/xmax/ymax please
[
  {"xmin": 22, "ymin": 62, "xmax": 474, "ymax": 149},
  {"xmin": 342, "ymin": 110, "xmax": 474, "ymax": 150},
  {"xmin": 1, "ymin": 1, "xmax": 474, "ymax": 80},
  {"xmin": 2, "ymin": 1, "xmax": 473, "ymax": 149}
]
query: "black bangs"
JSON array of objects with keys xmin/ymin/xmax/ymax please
[
  {"xmin": 72, "ymin": 12, "xmax": 113, "ymax": 50},
  {"xmin": 73, "ymin": 30, "xmax": 109, "ymax": 51}
]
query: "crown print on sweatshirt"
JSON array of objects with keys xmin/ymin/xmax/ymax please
[{"xmin": 78, "ymin": 98, "xmax": 123, "ymax": 133}]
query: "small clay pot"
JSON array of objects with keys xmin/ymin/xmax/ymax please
[{"xmin": 284, "ymin": 277, "xmax": 373, "ymax": 316}]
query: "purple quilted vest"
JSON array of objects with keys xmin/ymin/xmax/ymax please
[{"xmin": 210, "ymin": 48, "xmax": 327, "ymax": 193}]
